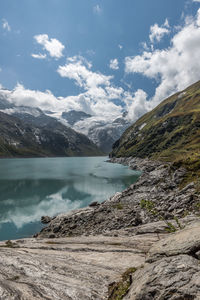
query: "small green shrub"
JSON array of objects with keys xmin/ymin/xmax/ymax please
[
  {"xmin": 140, "ymin": 199, "xmax": 184, "ymax": 233},
  {"xmin": 112, "ymin": 203, "xmax": 123, "ymax": 210},
  {"xmin": 174, "ymin": 216, "xmax": 184, "ymax": 230},
  {"xmin": 108, "ymin": 268, "xmax": 137, "ymax": 300}
]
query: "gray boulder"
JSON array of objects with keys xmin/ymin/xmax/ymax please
[{"xmin": 125, "ymin": 221, "xmax": 200, "ymax": 300}]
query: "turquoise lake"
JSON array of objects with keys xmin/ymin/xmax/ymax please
[{"xmin": 0, "ymin": 157, "xmax": 140, "ymax": 241}]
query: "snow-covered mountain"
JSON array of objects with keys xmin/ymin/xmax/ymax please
[
  {"xmin": 0, "ymin": 88, "xmax": 131, "ymax": 153},
  {"xmin": 69, "ymin": 113, "xmax": 130, "ymax": 153},
  {"xmin": 62, "ymin": 110, "xmax": 92, "ymax": 126},
  {"xmin": 0, "ymin": 93, "xmax": 102, "ymax": 157}
]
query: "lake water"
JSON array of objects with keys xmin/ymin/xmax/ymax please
[{"xmin": 0, "ymin": 157, "xmax": 140, "ymax": 241}]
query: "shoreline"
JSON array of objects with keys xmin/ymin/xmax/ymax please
[
  {"xmin": 0, "ymin": 156, "xmax": 200, "ymax": 299},
  {"xmin": 37, "ymin": 156, "xmax": 198, "ymax": 239},
  {"xmin": 0, "ymin": 154, "xmax": 108, "ymax": 160}
]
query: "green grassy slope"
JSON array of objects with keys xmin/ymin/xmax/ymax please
[{"xmin": 111, "ymin": 80, "xmax": 200, "ymax": 183}]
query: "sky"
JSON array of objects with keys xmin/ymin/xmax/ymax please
[{"xmin": 0, "ymin": 0, "xmax": 200, "ymax": 122}]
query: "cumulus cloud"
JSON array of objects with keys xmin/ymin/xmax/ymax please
[
  {"xmin": 149, "ymin": 19, "xmax": 170, "ymax": 43},
  {"xmin": 123, "ymin": 90, "xmax": 149, "ymax": 121},
  {"xmin": 109, "ymin": 58, "xmax": 119, "ymax": 70},
  {"xmin": 0, "ymin": 83, "xmax": 61, "ymax": 111},
  {"xmin": 0, "ymin": 55, "xmax": 125, "ymax": 123},
  {"xmin": 125, "ymin": 8, "xmax": 200, "ymax": 108},
  {"xmin": 31, "ymin": 53, "xmax": 47, "ymax": 60},
  {"xmin": 193, "ymin": 0, "xmax": 200, "ymax": 2},
  {"xmin": 0, "ymin": 82, "xmax": 122, "ymax": 122},
  {"xmin": 57, "ymin": 56, "xmax": 124, "ymax": 119},
  {"xmin": 2, "ymin": 19, "xmax": 11, "ymax": 32},
  {"xmin": 34, "ymin": 34, "xmax": 65, "ymax": 59},
  {"xmin": 57, "ymin": 56, "xmax": 112, "ymax": 90}
]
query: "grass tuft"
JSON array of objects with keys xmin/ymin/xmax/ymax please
[{"xmin": 108, "ymin": 267, "xmax": 137, "ymax": 300}]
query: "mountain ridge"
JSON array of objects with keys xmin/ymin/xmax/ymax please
[
  {"xmin": 0, "ymin": 89, "xmax": 130, "ymax": 154},
  {"xmin": 110, "ymin": 80, "xmax": 200, "ymax": 182},
  {"xmin": 0, "ymin": 111, "xmax": 103, "ymax": 158}
]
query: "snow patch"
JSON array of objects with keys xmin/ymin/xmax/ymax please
[
  {"xmin": 139, "ymin": 123, "xmax": 146, "ymax": 130},
  {"xmin": 178, "ymin": 92, "xmax": 186, "ymax": 99}
]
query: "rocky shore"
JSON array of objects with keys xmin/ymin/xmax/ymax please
[
  {"xmin": 1, "ymin": 157, "xmax": 200, "ymax": 299},
  {"xmin": 37, "ymin": 157, "xmax": 199, "ymax": 238}
]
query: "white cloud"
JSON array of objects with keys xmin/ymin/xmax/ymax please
[
  {"xmin": 0, "ymin": 83, "xmax": 61, "ymax": 111},
  {"xmin": 0, "ymin": 82, "xmax": 122, "ymax": 122},
  {"xmin": 34, "ymin": 34, "xmax": 65, "ymax": 59},
  {"xmin": 193, "ymin": 0, "xmax": 200, "ymax": 2},
  {"xmin": 31, "ymin": 53, "xmax": 47, "ymax": 60},
  {"xmin": 123, "ymin": 90, "xmax": 149, "ymax": 121},
  {"xmin": 125, "ymin": 8, "xmax": 200, "ymax": 109},
  {"xmin": 0, "ymin": 56, "xmax": 124, "ymax": 123},
  {"xmin": 164, "ymin": 19, "xmax": 170, "ymax": 28},
  {"xmin": 141, "ymin": 42, "xmax": 149, "ymax": 51},
  {"xmin": 2, "ymin": 19, "xmax": 11, "ymax": 32},
  {"xmin": 57, "ymin": 56, "xmax": 112, "ymax": 89},
  {"xmin": 109, "ymin": 58, "xmax": 119, "ymax": 70},
  {"xmin": 118, "ymin": 44, "xmax": 123, "ymax": 50},
  {"xmin": 149, "ymin": 19, "xmax": 170, "ymax": 43},
  {"xmin": 93, "ymin": 4, "xmax": 102, "ymax": 14},
  {"xmin": 57, "ymin": 56, "xmax": 124, "ymax": 119}
]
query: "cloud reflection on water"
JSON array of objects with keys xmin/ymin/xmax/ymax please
[{"xmin": 0, "ymin": 157, "xmax": 139, "ymax": 239}]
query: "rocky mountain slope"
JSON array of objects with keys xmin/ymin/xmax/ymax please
[
  {"xmin": 60, "ymin": 111, "xmax": 130, "ymax": 153},
  {"xmin": 62, "ymin": 110, "xmax": 92, "ymax": 125},
  {"xmin": 0, "ymin": 88, "xmax": 130, "ymax": 154},
  {"xmin": 111, "ymin": 80, "xmax": 200, "ymax": 182},
  {"xmin": 0, "ymin": 111, "xmax": 102, "ymax": 158}
]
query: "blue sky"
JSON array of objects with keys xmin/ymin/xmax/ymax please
[{"xmin": 0, "ymin": 0, "xmax": 200, "ymax": 122}]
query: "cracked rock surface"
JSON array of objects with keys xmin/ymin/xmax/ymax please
[
  {"xmin": 147, "ymin": 220, "xmax": 200, "ymax": 262},
  {"xmin": 0, "ymin": 230, "xmax": 158, "ymax": 300},
  {"xmin": 125, "ymin": 221, "xmax": 200, "ymax": 300},
  {"xmin": 124, "ymin": 254, "xmax": 200, "ymax": 300}
]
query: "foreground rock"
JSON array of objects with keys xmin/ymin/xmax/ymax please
[
  {"xmin": 1, "ymin": 219, "xmax": 200, "ymax": 299},
  {"xmin": 0, "ymin": 225, "xmax": 161, "ymax": 300},
  {"xmin": 125, "ymin": 221, "xmax": 200, "ymax": 300},
  {"xmin": 147, "ymin": 220, "xmax": 200, "ymax": 262}
]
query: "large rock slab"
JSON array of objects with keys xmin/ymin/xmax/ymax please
[
  {"xmin": 0, "ymin": 232, "xmax": 157, "ymax": 300},
  {"xmin": 147, "ymin": 221, "xmax": 200, "ymax": 262},
  {"xmin": 124, "ymin": 254, "xmax": 200, "ymax": 300},
  {"xmin": 125, "ymin": 221, "xmax": 200, "ymax": 300}
]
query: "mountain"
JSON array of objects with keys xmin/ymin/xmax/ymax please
[
  {"xmin": 0, "ymin": 89, "xmax": 130, "ymax": 154},
  {"xmin": 110, "ymin": 80, "xmax": 200, "ymax": 180},
  {"xmin": 62, "ymin": 110, "xmax": 92, "ymax": 126},
  {"xmin": 87, "ymin": 116, "xmax": 130, "ymax": 153},
  {"xmin": 0, "ymin": 111, "xmax": 103, "ymax": 158},
  {"xmin": 66, "ymin": 112, "xmax": 131, "ymax": 153}
]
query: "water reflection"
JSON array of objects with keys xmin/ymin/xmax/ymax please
[{"xmin": 0, "ymin": 157, "xmax": 140, "ymax": 240}]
